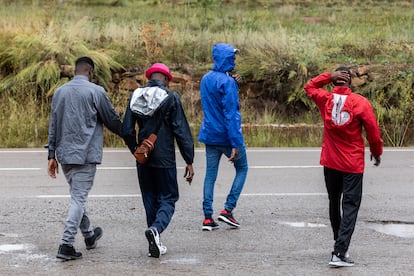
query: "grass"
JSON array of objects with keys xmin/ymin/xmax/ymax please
[{"xmin": 0, "ymin": 0, "xmax": 414, "ymax": 147}]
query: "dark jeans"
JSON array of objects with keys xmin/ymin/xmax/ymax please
[
  {"xmin": 137, "ymin": 165, "xmax": 179, "ymax": 234},
  {"xmin": 324, "ymin": 167, "xmax": 363, "ymax": 255}
]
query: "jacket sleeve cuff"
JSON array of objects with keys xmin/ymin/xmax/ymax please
[{"xmin": 48, "ymin": 149, "xmax": 55, "ymax": 160}]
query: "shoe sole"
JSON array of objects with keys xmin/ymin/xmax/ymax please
[
  {"xmin": 86, "ymin": 228, "xmax": 103, "ymax": 250},
  {"xmin": 218, "ymin": 215, "xmax": 240, "ymax": 228},
  {"xmin": 202, "ymin": 225, "xmax": 219, "ymax": 231},
  {"xmin": 56, "ymin": 253, "xmax": 82, "ymax": 261},
  {"xmin": 145, "ymin": 229, "xmax": 160, "ymax": 258},
  {"xmin": 329, "ymin": 261, "xmax": 354, "ymax": 267}
]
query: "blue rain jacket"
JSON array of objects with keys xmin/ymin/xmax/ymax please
[{"xmin": 198, "ymin": 43, "xmax": 244, "ymax": 148}]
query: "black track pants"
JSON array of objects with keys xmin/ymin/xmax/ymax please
[{"xmin": 324, "ymin": 167, "xmax": 363, "ymax": 255}]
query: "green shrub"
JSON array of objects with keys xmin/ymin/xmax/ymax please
[{"xmin": 0, "ymin": 0, "xmax": 414, "ymax": 147}]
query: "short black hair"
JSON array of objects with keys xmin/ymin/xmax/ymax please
[{"xmin": 75, "ymin": 56, "xmax": 95, "ymax": 70}]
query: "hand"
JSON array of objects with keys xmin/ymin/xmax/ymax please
[
  {"xmin": 184, "ymin": 164, "xmax": 194, "ymax": 185},
  {"xmin": 232, "ymin": 74, "xmax": 242, "ymax": 84},
  {"xmin": 370, "ymin": 154, "xmax": 381, "ymax": 166},
  {"xmin": 228, "ymin": 148, "xmax": 239, "ymax": 163},
  {"xmin": 331, "ymin": 71, "xmax": 351, "ymax": 85},
  {"xmin": 48, "ymin": 158, "xmax": 59, "ymax": 178}
]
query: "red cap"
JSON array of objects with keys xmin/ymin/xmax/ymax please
[{"xmin": 145, "ymin": 63, "xmax": 173, "ymax": 81}]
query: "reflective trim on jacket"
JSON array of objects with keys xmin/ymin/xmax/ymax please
[{"xmin": 121, "ymin": 79, "xmax": 194, "ymax": 168}]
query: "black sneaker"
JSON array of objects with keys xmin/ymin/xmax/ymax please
[
  {"xmin": 56, "ymin": 244, "xmax": 82, "ymax": 261},
  {"xmin": 85, "ymin": 227, "xmax": 103, "ymax": 250},
  {"xmin": 329, "ymin": 252, "xmax": 354, "ymax": 267},
  {"xmin": 148, "ymin": 243, "xmax": 167, "ymax": 257},
  {"xmin": 145, "ymin": 227, "xmax": 161, "ymax": 258},
  {"xmin": 202, "ymin": 218, "xmax": 219, "ymax": 231},
  {"xmin": 217, "ymin": 209, "xmax": 240, "ymax": 228}
]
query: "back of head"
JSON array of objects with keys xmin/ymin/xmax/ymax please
[
  {"xmin": 333, "ymin": 66, "xmax": 352, "ymax": 86},
  {"xmin": 212, "ymin": 43, "xmax": 239, "ymax": 73},
  {"xmin": 335, "ymin": 66, "xmax": 351, "ymax": 77},
  {"xmin": 75, "ymin": 56, "xmax": 95, "ymax": 74},
  {"xmin": 145, "ymin": 63, "xmax": 173, "ymax": 82}
]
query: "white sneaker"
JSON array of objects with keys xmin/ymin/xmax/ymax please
[
  {"xmin": 145, "ymin": 227, "xmax": 162, "ymax": 258},
  {"xmin": 329, "ymin": 252, "xmax": 354, "ymax": 267},
  {"xmin": 160, "ymin": 244, "xmax": 167, "ymax": 255}
]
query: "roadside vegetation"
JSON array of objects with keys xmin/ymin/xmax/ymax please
[{"xmin": 0, "ymin": 0, "xmax": 413, "ymax": 147}]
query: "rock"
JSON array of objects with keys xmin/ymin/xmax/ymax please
[
  {"xmin": 357, "ymin": 65, "xmax": 368, "ymax": 76},
  {"xmin": 351, "ymin": 76, "xmax": 366, "ymax": 87},
  {"xmin": 60, "ymin": 65, "xmax": 73, "ymax": 78},
  {"xmin": 112, "ymin": 73, "xmax": 121, "ymax": 83},
  {"xmin": 135, "ymin": 74, "xmax": 146, "ymax": 84},
  {"xmin": 172, "ymin": 72, "xmax": 192, "ymax": 84},
  {"xmin": 118, "ymin": 78, "xmax": 139, "ymax": 91}
]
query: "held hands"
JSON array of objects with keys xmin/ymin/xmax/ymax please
[
  {"xmin": 229, "ymin": 148, "xmax": 239, "ymax": 163},
  {"xmin": 184, "ymin": 164, "xmax": 194, "ymax": 185},
  {"xmin": 370, "ymin": 154, "xmax": 381, "ymax": 166},
  {"xmin": 47, "ymin": 158, "xmax": 59, "ymax": 178}
]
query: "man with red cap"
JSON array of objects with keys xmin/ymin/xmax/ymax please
[{"xmin": 122, "ymin": 63, "xmax": 194, "ymax": 258}]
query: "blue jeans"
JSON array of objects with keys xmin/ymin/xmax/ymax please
[
  {"xmin": 61, "ymin": 164, "xmax": 96, "ymax": 245},
  {"xmin": 202, "ymin": 144, "xmax": 248, "ymax": 217}
]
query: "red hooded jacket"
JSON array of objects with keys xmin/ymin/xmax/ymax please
[{"xmin": 304, "ymin": 72, "xmax": 383, "ymax": 173}]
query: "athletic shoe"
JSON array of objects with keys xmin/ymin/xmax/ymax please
[
  {"xmin": 329, "ymin": 252, "xmax": 354, "ymax": 267},
  {"xmin": 145, "ymin": 227, "xmax": 162, "ymax": 258},
  {"xmin": 148, "ymin": 244, "xmax": 167, "ymax": 257},
  {"xmin": 56, "ymin": 244, "xmax": 82, "ymax": 261},
  {"xmin": 202, "ymin": 218, "xmax": 220, "ymax": 231},
  {"xmin": 218, "ymin": 209, "xmax": 240, "ymax": 228},
  {"xmin": 85, "ymin": 227, "xmax": 103, "ymax": 250}
]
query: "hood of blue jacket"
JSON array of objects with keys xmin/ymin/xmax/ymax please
[{"xmin": 212, "ymin": 43, "xmax": 236, "ymax": 73}]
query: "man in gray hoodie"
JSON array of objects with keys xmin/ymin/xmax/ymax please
[{"xmin": 47, "ymin": 56, "xmax": 122, "ymax": 261}]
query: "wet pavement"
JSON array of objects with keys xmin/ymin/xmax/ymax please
[{"xmin": 1, "ymin": 148, "xmax": 414, "ymax": 275}]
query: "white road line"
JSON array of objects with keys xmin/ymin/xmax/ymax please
[
  {"xmin": 250, "ymin": 165, "xmax": 321, "ymax": 169},
  {"xmin": 36, "ymin": 194, "xmax": 140, "ymax": 198},
  {"xmin": 0, "ymin": 168, "xmax": 41, "ymax": 171},
  {"xmin": 0, "ymin": 165, "xmax": 321, "ymax": 171},
  {"xmin": 242, "ymin": 193, "xmax": 326, "ymax": 196},
  {"xmin": 97, "ymin": 167, "xmax": 136, "ymax": 170},
  {"xmin": 34, "ymin": 192, "xmax": 326, "ymax": 199},
  {"xmin": 0, "ymin": 148, "xmax": 413, "ymax": 153}
]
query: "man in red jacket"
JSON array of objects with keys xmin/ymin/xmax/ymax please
[{"xmin": 304, "ymin": 67, "xmax": 383, "ymax": 267}]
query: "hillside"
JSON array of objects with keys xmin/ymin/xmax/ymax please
[{"xmin": 0, "ymin": 0, "xmax": 413, "ymax": 147}]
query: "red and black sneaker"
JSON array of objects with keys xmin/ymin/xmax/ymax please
[
  {"xmin": 218, "ymin": 209, "xmax": 240, "ymax": 228},
  {"xmin": 202, "ymin": 218, "xmax": 219, "ymax": 231}
]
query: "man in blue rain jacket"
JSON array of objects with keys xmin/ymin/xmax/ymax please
[{"xmin": 198, "ymin": 43, "xmax": 248, "ymax": 231}]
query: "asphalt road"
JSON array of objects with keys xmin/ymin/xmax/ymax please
[{"xmin": 1, "ymin": 148, "xmax": 414, "ymax": 275}]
